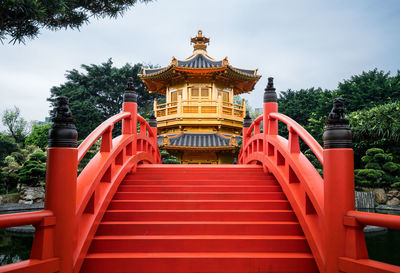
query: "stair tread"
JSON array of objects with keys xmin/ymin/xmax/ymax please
[
  {"xmin": 93, "ymin": 235, "xmax": 306, "ymax": 240},
  {"xmin": 85, "ymin": 252, "xmax": 314, "ymax": 259},
  {"xmin": 110, "ymin": 200, "xmax": 289, "ymax": 203},
  {"xmin": 100, "ymin": 221, "xmax": 300, "ymax": 224},
  {"xmin": 106, "ymin": 209, "xmax": 293, "ymax": 213}
]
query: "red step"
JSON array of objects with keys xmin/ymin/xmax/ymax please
[
  {"xmin": 80, "ymin": 165, "xmax": 317, "ymax": 273},
  {"xmin": 122, "ymin": 179, "xmax": 278, "ymax": 185},
  {"xmin": 88, "ymin": 235, "xmax": 310, "ymax": 253},
  {"xmin": 117, "ymin": 185, "xmax": 283, "ymax": 192},
  {"xmin": 82, "ymin": 252, "xmax": 317, "ymax": 273},
  {"xmin": 103, "ymin": 210, "xmax": 297, "ymax": 221},
  {"xmin": 113, "ymin": 192, "xmax": 286, "ymax": 200},
  {"xmin": 108, "ymin": 200, "xmax": 292, "ymax": 210},
  {"xmin": 96, "ymin": 221, "xmax": 303, "ymax": 236}
]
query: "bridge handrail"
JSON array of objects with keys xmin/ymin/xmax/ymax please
[
  {"xmin": 269, "ymin": 112, "xmax": 324, "ymax": 164},
  {"xmin": 0, "ymin": 210, "xmax": 54, "ymax": 228},
  {"xmin": 77, "ymin": 112, "xmax": 131, "ymax": 163},
  {"xmin": 137, "ymin": 114, "xmax": 156, "ymax": 138},
  {"xmin": 346, "ymin": 210, "xmax": 400, "ymax": 230},
  {"xmin": 239, "ymin": 111, "xmax": 325, "ymax": 270},
  {"xmin": 239, "ymin": 81, "xmax": 400, "ymax": 273},
  {"xmin": 244, "ymin": 115, "xmax": 263, "ymax": 137}
]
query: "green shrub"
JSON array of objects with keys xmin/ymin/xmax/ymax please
[
  {"xmin": 365, "ymin": 163, "xmax": 381, "ymax": 170},
  {"xmin": 391, "ymin": 182, "xmax": 400, "ymax": 189},
  {"xmin": 361, "ymin": 155, "xmax": 372, "ymax": 164},
  {"xmin": 382, "ymin": 162, "xmax": 400, "ymax": 173},
  {"xmin": 366, "ymin": 148, "xmax": 384, "ymax": 156}
]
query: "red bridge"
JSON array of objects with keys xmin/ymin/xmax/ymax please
[{"xmin": 1, "ymin": 79, "xmax": 399, "ymax": 273}]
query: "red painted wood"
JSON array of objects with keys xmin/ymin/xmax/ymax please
[{"xmin": 80, "ymin": 166, "xmax": 318, "ymax": 273}]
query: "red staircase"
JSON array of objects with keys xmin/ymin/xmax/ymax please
[{"xmin": 81, "ymin": 165, "xmax": 318, "ymax": 273}]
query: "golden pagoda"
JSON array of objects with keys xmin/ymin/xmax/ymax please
[{"xmin": 139, "ymin": 30, "xmax": 261, "ymax": 164}]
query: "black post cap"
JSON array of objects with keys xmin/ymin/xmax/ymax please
[
  {"xmin": 323, "ymin": 98, "xmax": 352, "ymax": 149},
  {"xmin": 264, "ymin": 77, "xmax": 277, "ymax": 103},
  {"xmin": 243, "ymin": 111, "xmax": 252, "ymax": 127},
  {"xmin": 124, "ymin": 77, "xmax": 138, "ymax": 103},
  {"xmin": 48, "ymin": 96, "xmax": 78, "ymax": 148},
  {"xmin": 149, "ymin": 111, "xmax": 157, "ymax": 127}
]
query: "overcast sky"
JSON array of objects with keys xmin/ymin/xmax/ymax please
[{"xmin": 1, "ymin": 0, "xmax": 399, "ymax": 128}]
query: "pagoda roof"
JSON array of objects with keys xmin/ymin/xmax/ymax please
[
  {"xmin": 158, "ymin": 133, "xmax": 241, "ymax": 149},
  {"xmin": 139, "ymin": 30, "xmax": 261, "ymax": 95}
]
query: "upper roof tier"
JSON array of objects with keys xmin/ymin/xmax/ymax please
[{"xmin": 139, "ymin": 30, "xmax": 261, "ymax": 95}]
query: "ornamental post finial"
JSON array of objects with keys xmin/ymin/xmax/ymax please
[
  {"xmin": 191, "ymin": 30, "xmax": 210, "ymax": 52},
  {"xmin": 149, "ymin": 111, "xmax": 157, "ymax": 127},
  {"xmin": 243, "ymin": 111, "xmax": 252, "ymax": 128},
  {"xmin": 264, "ymin": 77, "xmax": 277, "ymax": 103},
  {"xmin": 48, "ymin": 96, "xmax": 78, "ymax": 148},
  {"xmin": 323, "ymin": 98, "xmax": 352, "ymax": 149},
  {"xmin": 124, "ymin": 77, "xmax": 138, "ymax": 103}
]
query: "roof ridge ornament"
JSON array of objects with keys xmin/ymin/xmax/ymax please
[
  {"xmin": 171, "ymin": 56, "xmax": 178, "ymax": 66},
  {"xmin": 191, "ymin": 30, "xmax": 209, "ymax": 52}
]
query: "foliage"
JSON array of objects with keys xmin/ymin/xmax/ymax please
[
  {"xmin": 160, "ymin": 150, "xmax": 180, "ymax": 164},
  {"xmin": 0, "ymin": 0, "xmax": 152, "ymax": 44},
  {"xmin": 354, "ymin": 148, "xmax": 400, "ymax": 188},
  {"xmin": 304, "ymin": 149, "xmax": 322, "ymax": 175},
  {"xmin": 78, "ymin": 139, "xmax": 101, "ymax": 173},
  {"xmin": 25, "ymin": 124, "xmax": 51, "ymax": 149},
  {"xmin": 234, "ymin": 95, "xmax": 261, "ymax": 120},
  {"xmin": 337, "ymin": 69, "xmax": 400, "ymax": 113},
  {"xmin": 348, "ymin": 100, "xmax": 400, "ymax": 142},
  {"xmin": 1, "ymin": 106, "xmax": 29, "ymax": 144},
  {"xmin": 17, "ymin": 150, "xmax": 47, "ymax": 187},
  {"xmin": 0, "ymin": 134, "xmax": 18, "ymax": 167},
  {"xmin": 0, "ymin": 155, "xmax": 20, "ymax": 194},
  {"xmin": 48, "ymin": 59, "xmax": 162, "ymax": 140}
]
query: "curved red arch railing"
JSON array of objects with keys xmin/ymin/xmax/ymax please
[
  {"xmin": 239, "ymin": 113, "xmax": 325, "ymax": 270},
  {"xmin": 239, "ymin": 108, "xmax": 400, "ymax": 273},
  {"xmin": 73, "ymin": 109, "xmax": 160, "ymax": 272},
  {"xmin": 0, "ymin": 101, "xmax": 161, "ymax": 273}
]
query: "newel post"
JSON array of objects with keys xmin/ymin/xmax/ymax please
[
  {"xmin": 263, "ymin": 77, "xmax": 278, "ymax": 155},
  {"xmin": 242, "ymin": 111, "xmax": 252, "ymax": 160},
  {"xmin": 45, "ymin": 96, "xmax": 78, "ymax": 273},
  {"xmin": 123, "ymin": 77, "xmax": 138, "ymax": 154},
  {"xmin": 322, "ymin": 98, "xmax": 366, "ymax": 272},
  {"xmin": 148, "ymin": 111, "xmax": 158, "ymax": 147}
]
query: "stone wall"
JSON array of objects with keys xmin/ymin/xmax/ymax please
[
  {"xmin": 355, "ymin": 191, "xmax": 375, "ymax": 209},
  {"xmin": 18, "ymin": 186, "xmax": 45, "ymax": 204},
  {"xmin": 373, "ymin": 188, "xmax": 400, "ymax": 206}
]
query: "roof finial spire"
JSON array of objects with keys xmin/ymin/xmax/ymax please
[{"xmin": 191, "ymin": 30, "xmax": 209, "ymax": 52}]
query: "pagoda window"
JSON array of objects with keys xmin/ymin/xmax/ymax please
[
  {"xmin": 218, "ymin": 90, "xmax": 230, "ymax": 103},
  {"xmin": 171, "ymin": 89, "xmax": 182, "ymax": 103},
  {"xmin": 190, "ymin": 87, "xmax": 210, "ymax": 100}
]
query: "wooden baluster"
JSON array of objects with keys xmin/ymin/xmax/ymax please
[
  {"xmin": 288, "ymin": 126, "xmax": 300, "ymax": 153},
  {"xmin": 100, "ymin": 126, "xmax": 113, "ymax": 153},
  {"xmin": 254, "ymin": 123, "xmax": 260, "ymax": 135}
]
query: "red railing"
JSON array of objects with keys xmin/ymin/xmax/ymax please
[
  {"xmin": 239, "ymin": 100, "xmax": 400, "ymax": 273},
  {"xmin": 0, "ymin": 99, "xmax": 160, "ymax": 273}
]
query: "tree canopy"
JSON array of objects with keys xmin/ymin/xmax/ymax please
[
  {"xmin": 25, "ymin": 124, "xmax": 51, "ymax": 149},
  {"xmin": 0, "ymin": 0, "xmax": 152, "ymax": 44},
  {"xmin": 1, "ymin": 106, "xmax": 29, "ymax": 144},
  {"xmin": 48, "ymin": 59, "xmax": 162, "ymax": 139},
  {"xmin": 337, "ymin": 69, "xmax": 400, "ymax": 112}
]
